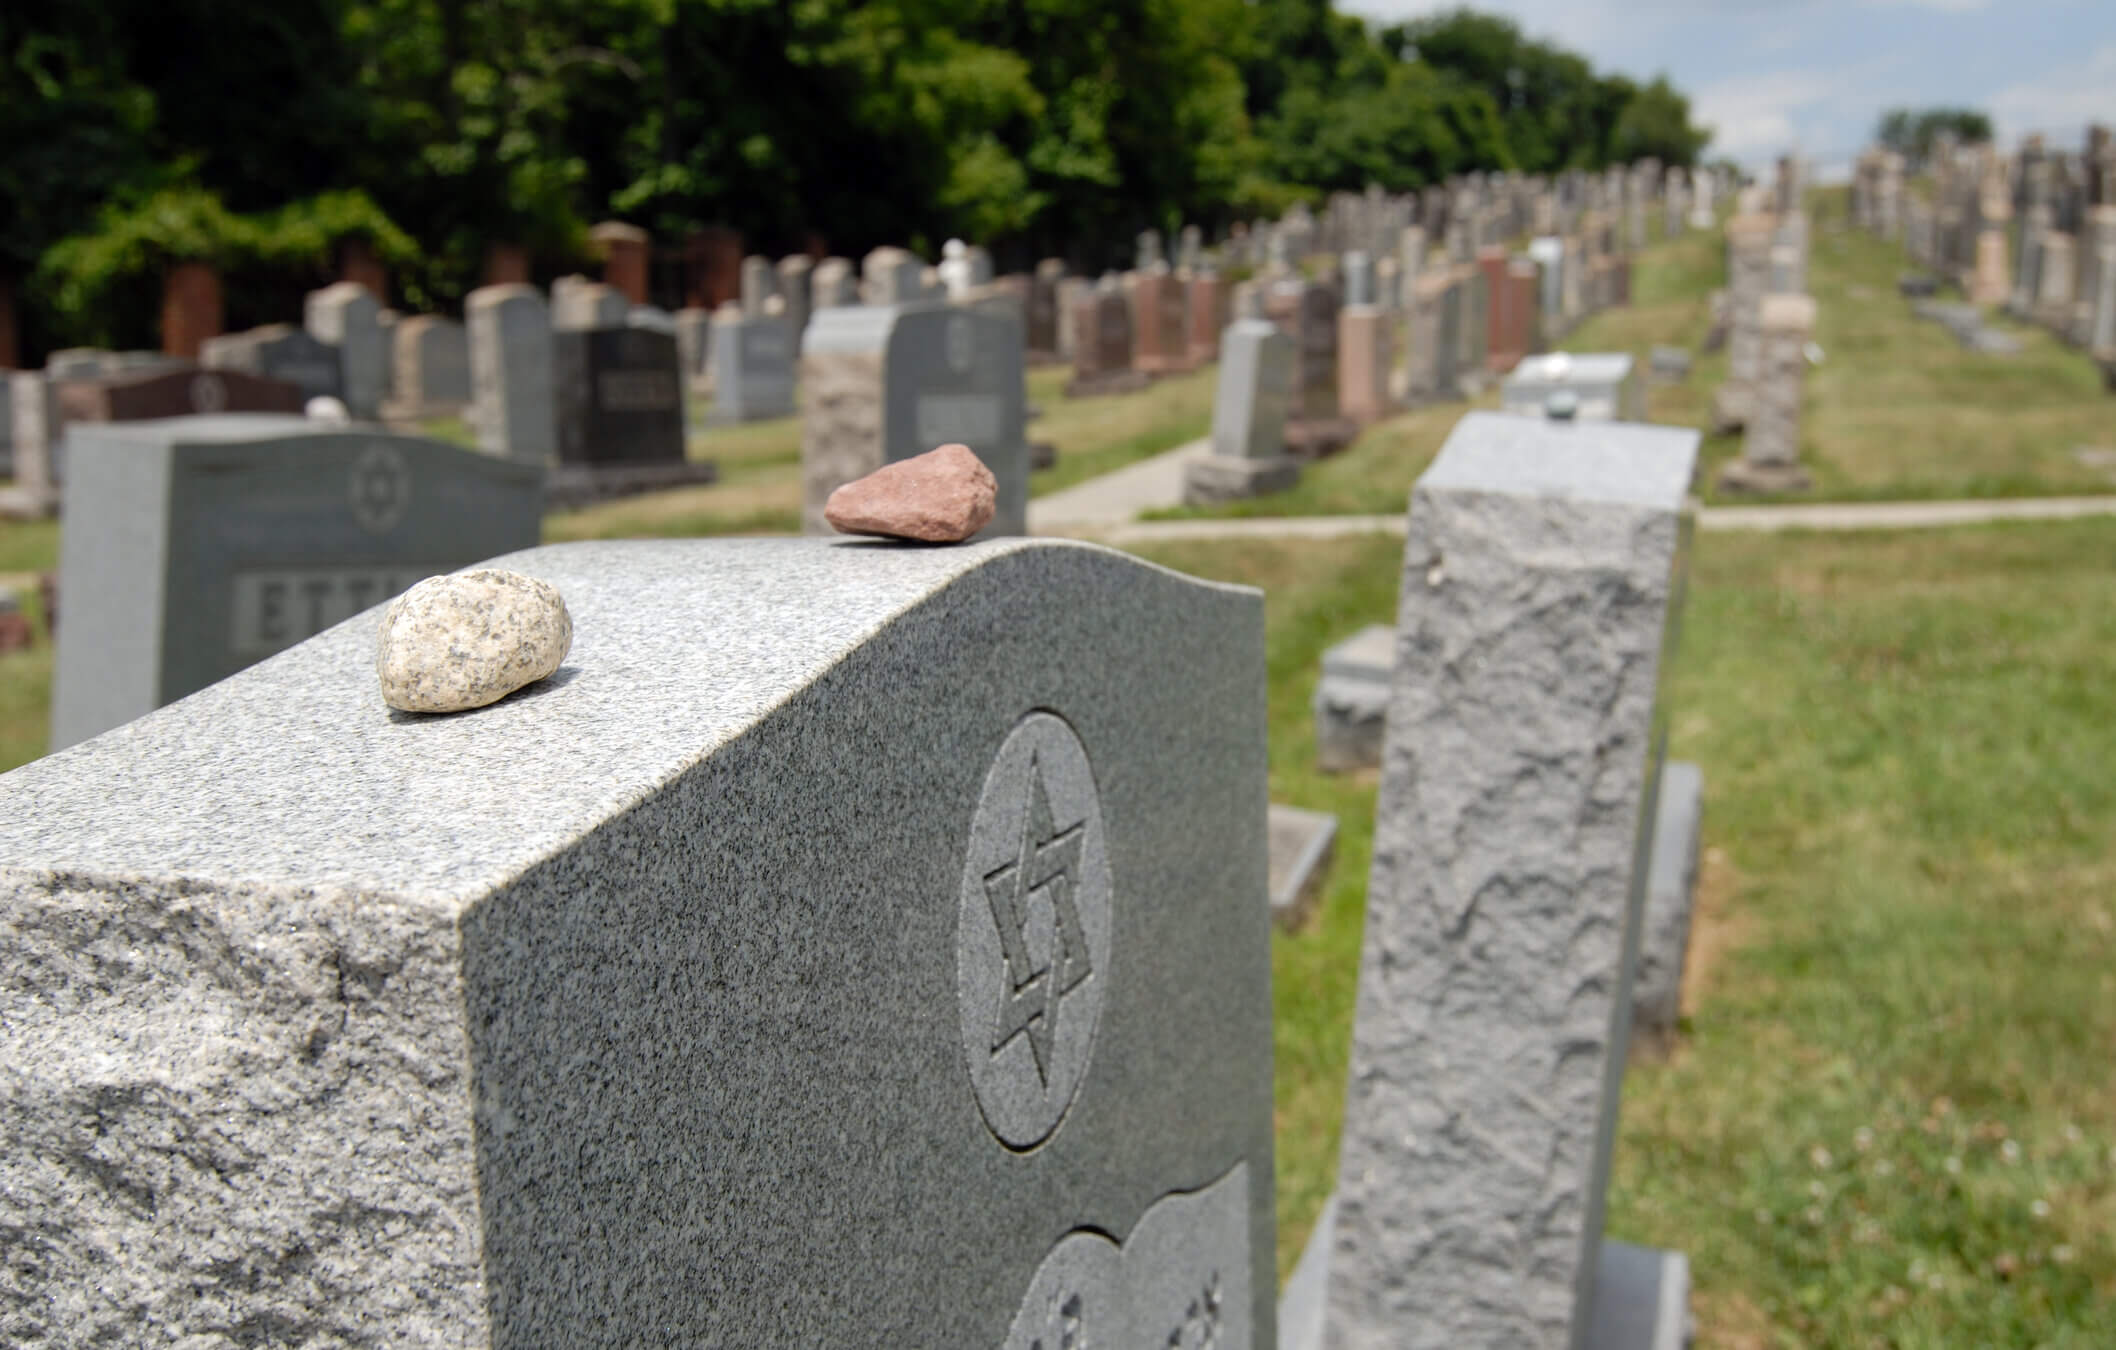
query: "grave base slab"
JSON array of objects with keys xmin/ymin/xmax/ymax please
[
  {"xmin": 1181, "ymin": 453, "xmax": 1300, "ymax": 506},
  {"xmin": 1716, "ymin": 457, "xmax": 1812, "ymax": 494}
]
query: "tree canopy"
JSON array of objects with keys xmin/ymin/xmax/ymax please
[
  {"xmin": 1, "ymin": 0, "xmax": 1709, "ymax": 355},
  {"xmin": 1876, "ymin": 106, "xmax": 1995, "ymax": 168}
]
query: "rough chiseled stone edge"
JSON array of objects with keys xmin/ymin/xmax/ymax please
[
  {"xmin": 0, "ymin": 870, "xmax": 488, "ymax": 1346},
  {"xmin": 1322, "ymin": 449, "xmax": 1692, "ymax": 1350}
]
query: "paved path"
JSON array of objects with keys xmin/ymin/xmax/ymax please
[
  {"xmin": 1051, "ymin": 495, "xmax": 2116, "ymax": 547},
  {"xmin": 1025, "ymin": 438, "xmax": 1209, "ymax": 531}
]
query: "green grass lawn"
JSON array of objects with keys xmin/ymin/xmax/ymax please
[{"xmin": 1131, "ymin": 517, "xmax": 2116, "ymax": 1347}]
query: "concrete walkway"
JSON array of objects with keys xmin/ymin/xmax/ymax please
[
  {"xmin": 1026, "ymin": 438, "xmax": 1209, "ymax": 532},
  {"xmin": 1050, "ymin": 495, "xmax": 2116, "ymax": 547}
]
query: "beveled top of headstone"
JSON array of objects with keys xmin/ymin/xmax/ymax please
[
  {"xmin": 1510, "ymin": 351, "xmax": 1634, "ymax": 385},
  {"xmin": 1422, "ymin": 410, "xmax": 1697, "ymax": 510},
  {"xmin": 1320, "ymin": 624, "xmax": 1394, "ymax": 684},
  {"xmin": 590, "ymin": 220, "xmax": 650, "ymax": 247},
  {"xmin": 2, "ymin": 539, "xmax": 1230, "ymax": 905}
]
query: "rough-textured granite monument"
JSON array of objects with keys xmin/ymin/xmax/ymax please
[
  {"xmin": 1323, "ymin": 411, "xmax": 1698, "ymax": 1350},
  {"xmin": 1, "ymin": 537, "xmax": 1276, "ymax": 1348},
  {"xmin": 801, "ymin": 304, "xmax": 1028, "ymax": 536},
  {"xmin": 1720, "ymin": 293, "xmax": 1815, "ymax": 494},
  {"xmin": 48, "ymin": 415, "xmax": 543, "ymax": 750}
]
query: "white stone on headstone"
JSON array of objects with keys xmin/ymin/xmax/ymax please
[{"xmin": 48, "ymin": 416, "xmax": 542, "ymax": 748}]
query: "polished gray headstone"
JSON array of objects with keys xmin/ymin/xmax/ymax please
[
  {"xmin": 801, "ymin": 302, "xmax": 1028, "ymax": 536},
  {"xmin": 49, "ymin": 415, "xmax": 542, "ymax": 750},
  {"xmin": 706, "ymin": 312, "xmax": 796, "ymax": 424},
  {"xmin": 1312, "ymin": 623, "xmax": 1393, "ymax": 773},
  {"xmin": 306, "ymin": 282, "xmax": 387, "ymax": 420},
  {"xmin": 1634, "ymin": 760, "xmax": 1704, "ymax": 1042},
  {"xmin": 202, "ymin": 324, "xmax": 344, "ymax": 403},
  {"xmin": 3, "ymin": 537, "xmax": 1276, "ymax": 1347},
  {"xmin": 468, "ymin": 284, "xmax": 559, "ymax": 464},
  {"xmin": 1266, "ymin": 803, "xmax": 1337, "ymax": 930},
  {"xmin": 1283, "ymin": 1201, "xmax": 1690, "ymax": 1350},
  {"xmin": 1324, "ymin": 411, "xmax": 1698, "ymax": 1350},
  {"xmin": 1503, "ymin": 352, "xmax": 1645, "ymax": 422},
  {"xmin": 1185, "ymin": 317, "xmax": 1300, "ymax": 505},
  {"xmin": 553, "ymin": 327, "xmax": 685, "ymax": 464}
]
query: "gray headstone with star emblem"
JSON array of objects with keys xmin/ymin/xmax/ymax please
[
  {"xmin": 48, "ymin": 414, "xmax": 542, "ymax": 750},
  {"xmin": 2, "ymin": 536, "xmax": 1275, "ymax": 1347}
]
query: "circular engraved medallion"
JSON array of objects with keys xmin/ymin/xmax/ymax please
[
  {"xmin": 958, "ymin": 712, "xmax": 1113, "ymax": 1149},
  {"xmin": 189, "ymin": 373, "xmax": 227, "ymax": 414},
  {"xmin": 946, "ymin": 313, "xmax": 975, "ymax": 374},
  {"xmin": 347, "ymin": 443, "xmax": 412, "ymax": 535}
]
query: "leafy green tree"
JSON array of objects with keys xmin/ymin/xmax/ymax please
[
  {"xmin": 1611, "ymin": 76, "xmax": 1712, "ymax": 168},
  {"xmin": 1877, "ymin": 106, "xmax": 1994, "ymax": 168}
]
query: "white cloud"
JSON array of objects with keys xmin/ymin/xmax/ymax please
[
  {"xmin": 1986, "ymin": 43, "xmax": 2116, "ymax": 142},
  {"xmin": 1690, "ymin": 70, "xmax": 1840, "ymax": 160}
]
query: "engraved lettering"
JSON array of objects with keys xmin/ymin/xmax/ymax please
[
  {"xmin": 597, "ymin": 369, "xmax": 680, "ymax": 413},
  {"xmin": 230, "ymin": 567, "xmax": 448, "ymax": 660},
  {"xmin": 303, "ymin": 579, "xmax": 333, "ymax": 633},
  {"xmin": 917, "ymin": 393, "xmax": 1004, "ymax": 448},
  {"xmin": 259, "ymin": 582, "xmax": 287, "ymax": 643}
]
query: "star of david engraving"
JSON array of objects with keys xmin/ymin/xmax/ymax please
[
  {"xmin": 982, "ymin": 752, "xmax": 1092, "ymax": 1085},
  {"xmin": 348, "ymin": 444, "xmax": 412, "ymax": 534}
]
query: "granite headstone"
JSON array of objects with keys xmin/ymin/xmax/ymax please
[
  {"xmin": 554, "ymin": 326, "xmax": 686, "ymax": 464},
  {"xmin": 467, "ymin": 284, "xmax": 558, "ymax": 464},
  {"xmin": 706, "ymin": 311, "xmax": 797, "ymax": 424},
  {"xmin": 1323, "ymin": 411, "xmax": 1698, "ymax": 1350},
  {"xmin": 802, "ymin": 304, "xmax": 1028, "ymax": 535},
  {"xmin": 3, "ymin": 535, "xmax": 1276, "ymax": 1347},
  {"xmin": 49, "ymin": 415, "xmax": 542, "ymax": 749}
]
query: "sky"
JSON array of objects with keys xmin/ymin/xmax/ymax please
[{"xmin": 1344, "ymin": 0, "xmax": 2116, "ymax": 177}]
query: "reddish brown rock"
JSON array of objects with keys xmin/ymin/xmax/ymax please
[{"xmin": 823, "ymin": 443, "xmax": 997, "ymax": 543}]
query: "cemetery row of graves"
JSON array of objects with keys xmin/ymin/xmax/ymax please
[{"xmin": 2, "ymin": 129, "xmax": 2114, "ymax": 1345}]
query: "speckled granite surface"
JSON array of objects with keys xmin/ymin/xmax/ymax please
[{"xmin": 1, "ymin": 537, "xmax": 1277, "ymax": 1348}]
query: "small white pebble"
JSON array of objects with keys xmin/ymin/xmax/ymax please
[
  {"xmin": 376, "ymin": 570, "xmax": 572, "ymax": 713},
  {"xmin": 2001, "ymin": 1139, "xmax": 2021, "ymax": 1164},
  {"xmin": 1944, "ymin": 1155, "xmax": 1962, "ymax": 1176},
  {"xmin": 2031, "ymin": 1199, "xmax": 2050, "ymax": 1218}
]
